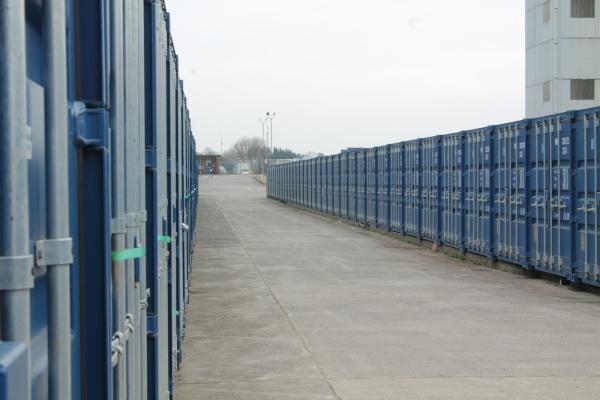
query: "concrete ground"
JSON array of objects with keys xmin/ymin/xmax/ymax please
[{"xmin": 175, "ymin": 175, "xmax": 600, "ymax": 400}]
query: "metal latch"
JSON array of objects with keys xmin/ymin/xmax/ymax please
[{"xmin": 35, "ymin": 238, "xmax": 73, "ymax": 267}]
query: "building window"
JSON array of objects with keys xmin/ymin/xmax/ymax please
[
  {"xmin": 544, "ymin": 1, "xmax": 551, "ymax": 22},
  {"xmin": 543, "ymin": 81, "xmax": 551, "ymax": 102},
  {"xmin": 571, "ymin": 0, "xmax": 595, "ymax": 18},
  {"xmin": 571, "ymin": 79, "xmax": 595, "ymax": 100}
]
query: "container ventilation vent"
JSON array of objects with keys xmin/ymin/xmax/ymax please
[
  {"xmin": 571, "ymin": 0, "xmax": 595, "ymax": 18},
  {"xmin": 543, "ymin": 81, "xmax": 551, "ymax": 102},
  {"xmin": 571, "ymin": 79, "xmax": 595, "ymax": 100},
  {"xmin": 544, "ymin": 1, "xmax": 551, "ymax": 22}
]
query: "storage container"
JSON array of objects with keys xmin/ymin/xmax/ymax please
[
  {"xmin": 266, "ymin": 106, "xmax": 600, "ymax": 288},
  {"xmin": 366, "ymin": 148, "xmax": 378, "ymax": 226}
]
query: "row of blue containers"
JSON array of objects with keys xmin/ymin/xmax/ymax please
[
  {"xmin": 268, "ymin": 107, "xmax": 600, "ymax": 288},
  {"xmin": 0, "ymin": 1, "xmax": 198, "ymax": 399}
]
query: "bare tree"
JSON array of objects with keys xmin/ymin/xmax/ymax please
[{"xmin": 229, "ymin": 136, "xmax": 266, "ymax": 160}]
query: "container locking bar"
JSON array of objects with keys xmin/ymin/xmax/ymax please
[{"xmin": 0, "ymin": 255, "xmax": 34, "ymax": 290}]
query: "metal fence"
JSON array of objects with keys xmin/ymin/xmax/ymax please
[
  {"xmin": 267, "ymin": 107, "xmax": 600, "ymax": 288},
  {"xmin": 0, "ymin": 1, "xmax": 198, "ymax": 398}
]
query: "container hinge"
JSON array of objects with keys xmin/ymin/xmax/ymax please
[
  {"xmin": 139, "ymin": 210, "xmax": 148, "ymax": 224},
  {"xmin": 72, "ymin": 102, "xmax": 109, "ymax": 149},
  {"xmin": 35, "ymin": 238, "xmax": 73, "ymax": 267},
  {"xmin": 0, "ymin": 255, "xmax": 34, "ymax": 290},
  {"xmin": 111, "ymin": 217, "xmax": 127, "ymax": 234}
]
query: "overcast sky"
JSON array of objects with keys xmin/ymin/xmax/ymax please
[{"xmin": 168, "ymin": 0, "xmax": 525, "ymax": 155}]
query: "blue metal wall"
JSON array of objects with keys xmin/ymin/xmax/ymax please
[
  {"xmin": 0, "ymin": 1, "xmax": 199, "ymax": 399},
  {"xmin": 267, "ymin": 108, "xmax": 600, "ymax": 288}
]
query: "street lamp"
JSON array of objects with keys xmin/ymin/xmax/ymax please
[{"xmin": 265, "ymin": 112, "xmax": 276, "ymax": 155}]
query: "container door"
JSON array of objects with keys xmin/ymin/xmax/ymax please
[
  {"xmin": 464, "ymin": 130, "xmax": 492, "ymax": 255},
  {"xmin": 574, "ymin": 110, "xmax": 600, "ymax": 285},
  {"xmin": 494, "ymin": 123, "xmax": 527, "ymax": 265},
  {"xmin": 529, "ymin": 116, "xmax": 574, "ymax": 277},
  {"xmin": 441, "ymin": 134, "xmax": 464, "ymax": 249},
  {"xmin": 404, "ymin": 141, "xmax": 422, "ymax": 237}
]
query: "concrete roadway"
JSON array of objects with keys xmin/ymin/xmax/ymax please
[{"xmin": 175, "ymin": 175, "xmax": 600, "ymax": 400}]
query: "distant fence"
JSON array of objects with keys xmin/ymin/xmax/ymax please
[{"xmin": 267, "ymin": 107, "xmax": 600, "ymax": 288}]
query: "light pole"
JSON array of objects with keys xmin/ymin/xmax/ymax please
[
  {"xmin": 265, "ymin": 112, "xmax": 276, "ymax": 156},
  {"xmin": 259, "ymin": 118, "xmax": 267, "ymax": 174}
]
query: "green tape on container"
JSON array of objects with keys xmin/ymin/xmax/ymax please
[
  {"xmin": 157, "ymin": 235, "xmax": 172, "ymax": 243},
  {"xmin": 172, "ymin": 308, "xmax": 180, "ymax": 316},
  {"xmin": 111, "ymin": 247, "xmax": 146, "ymax": 262}
]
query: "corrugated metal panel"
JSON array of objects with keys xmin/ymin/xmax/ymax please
[
  {"xmin": 528, "ymin": 113, "xmax": 575, "ymax": 277},
  {"xmin": 574, "ymin": 109, "xmax": 600, "ymax": 286},
  {"xmin": 390, "ymin": 143, "xmax": 404, "ymax": 233},
  {"xmin": 366, "ymin": 148, "xmax": 378, "ymax": 226},
  {"xmin": 404, "ymin": 140, "xmax": 422, "ymax": 238},
  {"xmin": 493, "ymin": 122, "xmax": 528, "ymax": 265},
  {"xmin": 348, "ymin": 152, "xmax": 357, "ymax": 220},
  {"xmin": 421, "ymin": 137, "xmax": 441, "ymax": 242},
  {"xmin": 558, "ymin": 39, "xmax": 600, "ymax": 77},
  {"xmin": 333, "ymin": 155, "xmax": 341, "ymax": 216},
  {"xmin": 340, "ymin": 153, "xmax": 349, "ymax": 218},
  {"xmin": 526, "ymin": 40, "xmax": 554, "ymax": 85},
  {"xmin": 441, "ymin": 133, "xmax": 464, "ymax": 249},
  {"xmin": 356, "ymin": 150, "xmax": 367, "ymax": 223},
  {"xmin": 464, "ymin": 129, "xmax": 493, "ymax": 256},
  {"xmin": 377, "ymin": 146, "xmax": 390, "ymax": 229},
  {"xmin": 8, "ymin": 0, "xmax": 200, "ymax": 397},
  {"xmin": 327, "ymin": 156, "xmax": 334, "ymax": 214}
]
